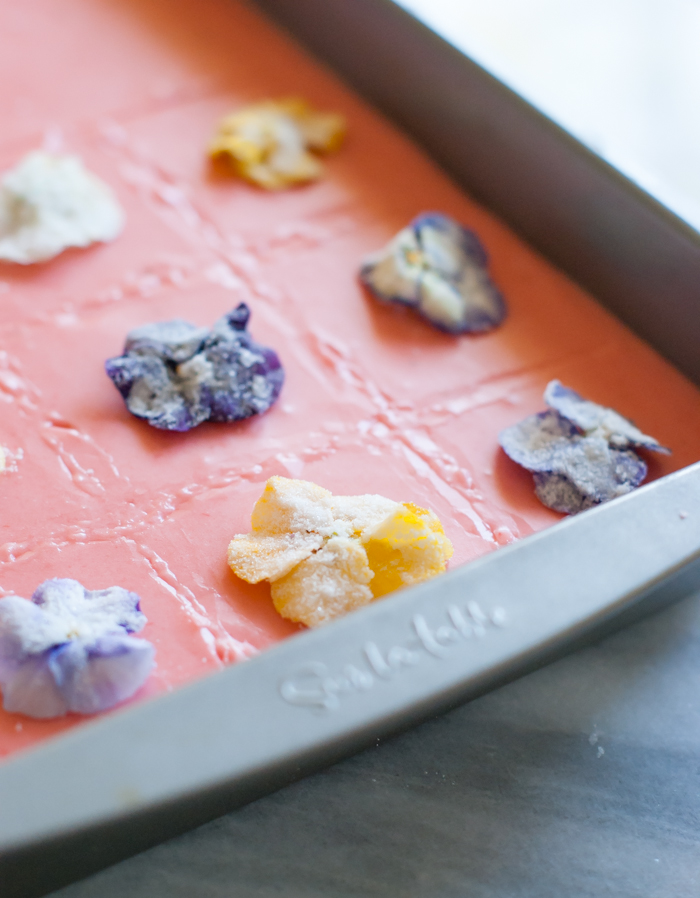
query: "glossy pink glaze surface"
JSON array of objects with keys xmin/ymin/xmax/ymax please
[{"xmin": 1, "ymin": 0, "xmax": 699, "ymax": 760}]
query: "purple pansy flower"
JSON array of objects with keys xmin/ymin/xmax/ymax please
[
  {"xmin": 499, "ymin": 380, "xmax": 669, "ymax": 515},
  {"xmin": 105, "ymin": 302, "xmax": 284, "ymax": 431},
  {"xmin": 359, "ymin": 212, "xmax": 507, "ymax": 334},
  {"xmin": 0, "ymin": 579, "xmax": 155, "ymax": 718}
]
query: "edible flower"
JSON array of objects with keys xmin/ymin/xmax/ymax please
[
  {"xmin": 209, "ymin": 98, "xmax": 345, "ymax": 189},
  {"xmin": 105, "ymin": 303, "xmax": 284, "ymax": 431},
  {"xmin": 0, "ymin": 579, "xmax": 154, "ymax": 718},
  {"xmin": 227, "ymin": 476, "xmax": 453, "ymax": 627},
  {"xmin": 359, "ymin": 212, "xmax": 507, "ymax": 334},
  {"xmin": 499, "ymin": 380, "xmax": 669, "ymax": 514},
  {"xmin": 0, "ymin": 151, "xmax": 124, "ymax": 264}
]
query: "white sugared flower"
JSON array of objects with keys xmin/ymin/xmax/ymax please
[{"xmin": 0, "ymin": 151, "xmax": 124, "ymax": 264}]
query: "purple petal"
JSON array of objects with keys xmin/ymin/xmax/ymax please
[
  {"xmin": 530, "ymin": 444, "xmax": 647, "ymax": 514},
  {"xmin": 544, "ymin": 379, "xmax": 668, "ymax": 453},
  {"xmin": 359, "ymin": 225, "xmax": 422, "ymax": 308},
  {"xmin": 124, "ymin": 318, "xmax": 209, "ymax": 362},
  {"xmin": 105, "ymin": 354, "xmax": 204, "ymax": 431},
  {"xmin": 105, "ymin": 302, "xmax": 284, "ymax": 432},
  {"xmin": 48, "ymin": 636, "xmax": 155, "ymax": 715},
  {"xmin": 416, "ymin": 212, "xmax": 489, "ymax": 268},
  {"xmin": 225, "ymin": 304, "xmax": 251, "ymax": 331},
  {"xmin": 0, "ymin": 593, "xmax": 70, "ymax": 667},
  {"xmin": 31, "ymin": 579, "xmax": 147, "ymax": 636},
  {"xmin": 498, "ymin": 410, "xmax": 581, "ymax": 471},
  {"xmin": 1, "ymin": 653, "xmax": 68, "ymax": 718}
]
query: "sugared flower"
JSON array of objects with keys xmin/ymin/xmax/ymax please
[
  {"xmin": 0, "ymin": 151, "xmax": 124, "ymax": 264},
  {"xmin": 227, "ymin": 476, "xmax": 453, "ymax": 627},
  {"xmin": 105, "ymin": 303, "xmax": 284, "ymax": 431},
  {"xmin": 0, "ymin": 579, "xmax": 154, "ymax": 718},
  {"xmin": 360, "ymin": 213, "xmax": 507, "ymax": 334},
  {"xmin": 499, "ymin": 380, "xmax": 668, "ymax": 514},
  {"xmin": 209, "ymin": 98, "xmax": 345, "ymax": 189}
]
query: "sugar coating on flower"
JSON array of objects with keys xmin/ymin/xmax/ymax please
[
  {"xmin": 0, "ymin": 151, "xmax": 124, "ymax": 264},
  {"xmin": 499, "ymin": 380, "xmax": 668, "ymax": 515},
  {"xmin": 272, "ymin": 537, "xmax": 374, "ymax": 628},
  {"xmin": 227, "ymin": 476, "xmax": 453, "ymax": 627},
  {"xmin": 360, "ymin": 212, "xmax": 507, "ymax": 334},
  {"xmin": 0, "ymin": 578, "xmax": 154, "ymax": 718},
  {"xmin": 544, "ymin": 380, "xmax": 668, "ymax": 452},
  {"xmin": 250, "ymin": 477, "xmax": 336, "ymax": 536},
  {"xmin": 330, "ymin": 494, "xmax": 402, "ymax": 537},
  {"xmin": 362, "ymin": 503, "xmax": 454, "ymax": 597},
  {"xmin": 0, "ymin": 446, "xmax": 5, "ymax": 472},
  {"xmin": 227, "ymin": 531, "xmax": 325, "ymax": 584},
  {"xmin": 105, "ymin": 303, "xmax": 284, "ymax": 431},
  {"xmin": 209, "ymin": 98, "xmax": 346, "ymax": 190}
]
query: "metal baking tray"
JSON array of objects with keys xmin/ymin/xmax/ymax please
[{"xmin": 2, "ymin": 1, "xmax": 700, "ymax": 895}]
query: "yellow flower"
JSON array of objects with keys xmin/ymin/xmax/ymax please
[
  {"xmin": 227, "ymin": 476, "xmax": 453, "ymax": 627},
  {"xmin": 209, "ymin": 98, "xmax": 346, "ymax": 190}
]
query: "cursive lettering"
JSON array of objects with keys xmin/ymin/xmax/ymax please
[{"xmin": 279, "ymin": 600, "xmax": 507, "ymax": 712}]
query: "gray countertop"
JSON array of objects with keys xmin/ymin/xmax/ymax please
[{"xmin": 50, "ymin": 587, "xmax": 700, "ymax": 897}]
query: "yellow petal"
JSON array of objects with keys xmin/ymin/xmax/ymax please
[
  {"xmin": 271, "ymin": 537, "xmax": 374, "ymax": 627},
  {"xmin": 330, "ymin": 493, "xmax": 401, "ymax": 538},
  {"xmin": 250, "ymin": 475, "xmax": 334, "ymax": 535},
  {"xmin": 294, "ymin": 111, "xmax": 346, "ymax": 153},
  {"xmin": 227, "ymin": 531, "xmax": 323, "ymax": 584},
  {"xmin": 209, "ymin": 98, "xmax": 344, "ymax": 189},
  {"xmin": 362, "ymin": 503, "xmax": 454, "ymax": 598}
]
